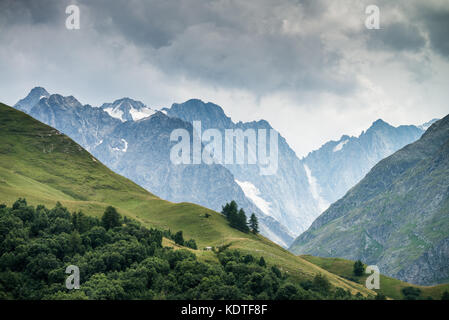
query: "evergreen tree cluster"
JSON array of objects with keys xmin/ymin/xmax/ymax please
[
  {"xmin": 401, "ymin": 287, "xmax": 422, "ymax": 300},
  {"xmin": 0, "ymin": 198, "xmax": 363, "ymax": 300},
  {"xmin": 353, "ymin": 260, "xmax": 365, "ymax": 276},
  {"xmin": 163, "ymin": 230, "xmax": 197, "ymax": 250},
  {"xmin": 221, "ymin": 201, "xmax": 258, "ymax": 234}
]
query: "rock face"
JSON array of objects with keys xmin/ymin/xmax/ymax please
[
  {"xmin": 14, "ymin": 89, "xmax": 293, "ymax": 247},
  {"xmin": 302, "ymin": 119, "xmax": 427, "ymax": 208},
  {"xmin": 164, "ymin": 99, "xmax": 319, "ymax": 236},
  {"xmin": 14, "ymin": 87, "xmax": 49, "ymax": 113},
  {"xmin": 290, "ymin": 115, "xmax": 449, "ymax": 285},
  {"xmin": 27, "ymin": 94, "xmax": 121, "ymax": 151}
]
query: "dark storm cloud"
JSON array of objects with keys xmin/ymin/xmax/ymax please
[
  {"xmin": 418, "ymin": 6, "xmax": 449, "ymax": 58},
  {"xmin": 152, "ymin": 21, "xmax": 354, "ymax": 94},
  {"xmin": 0, "ymin": 0, "xmax": 448, "ymax": 96},
  {"xmin": 73, "ymin": 0, "xmax": 357, "ymax": 95},
  {"xmin": 0, "ymin": 0, "xmax": 67, "ymax": 26},
  {"xmin": 370, "ymin": 1, "xmax": 449, "ymax": 58},
  {"xmin": 79, "ymin": 0, "xmax": 215, "ymax": 49},
  {"xmin": 366, "ymin": 22, "xmax": 426, "ymax": 52}
]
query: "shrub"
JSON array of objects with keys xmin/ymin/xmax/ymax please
[
  {"xmin": 185, "ymin": 239, "xmax": 197, "ymax": 250},
  {"xmin": 402, "ymin": 287, "xmax": 421, "ymax": 300},
  {"xmin": 441, "ymin": 291, "xmax": 449, "ymax": 300}
]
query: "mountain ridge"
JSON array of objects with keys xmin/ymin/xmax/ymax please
[
  {"xmin": 290, "ymin": 114, "xmax": 449, "ymax": 285},
  {"xmin": 300, "ymin": 117, "xmax": 429, "ymax": 209}
]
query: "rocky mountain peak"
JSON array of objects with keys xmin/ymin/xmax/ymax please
[
  {"xmin": 165, "ymin": 99, "xmax": 233, "ymax": 129},
  {"xmin": 29, "ymin": 86, "xmax": 49, "ymax": 97},
  {"xmin": 100, "ymin": 97, "xmax": 155, "ymax": 122},
  {"xmin": 368, "ymin": 118, "xmax": 393, "ymax": 131},
  {"xmin": 14, "ymin": 87, "xmax": 50, "ymax": 112}
]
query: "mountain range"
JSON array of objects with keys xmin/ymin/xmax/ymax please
[{"xmin": 13, "ymin": 87, "xmax": 434, "ymax": 247}]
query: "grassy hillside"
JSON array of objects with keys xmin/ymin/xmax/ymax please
[
  {"xmin": 0, "ymin": 102, "xmax": 374, "ymax": 296},
  {"xmin": 301, "ymin": 255, "xmax": 449, "ymax": 300}
]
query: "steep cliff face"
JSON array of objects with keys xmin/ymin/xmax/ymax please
[
  {"xmin": 27, "ymin": 94, "xmax": 121, "ymax": 151},
  {"xmin": 14, "ymin": 87, "xmax": 49, "ymax": 113},
  {"xmin": 301, "ymin": 119, "xmax": 427, "ymax": 207},
  {"xmin": 290, "ymin": 115, "xmax": 449, "ymax": 285}
]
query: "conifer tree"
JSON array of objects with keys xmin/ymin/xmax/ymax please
[
  {"xmin": 353, "ymin": 260, "xmax": 365, "ymax": 276},
  {"xmin": 249, "ymin": 213, "xmax": 259, "ymax": 234},
  {"xmin": 101, "ymin": 206, "xmax": 121, "ymax": 230}
]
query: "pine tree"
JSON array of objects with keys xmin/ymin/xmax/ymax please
[
  {"xmin": 221, "ymin": 200, "xmax": 238, "ymax": 218},
  {"xmin": 353, "ymin": 260, "xmax": 365, "ymax": 276},
  {"xmin": 258, "ymin": 256, "xmax": 266, "ymax": 267},
  {"xmin": 249, "ymin": 213, "xmax": 259, "ymax": 234},
  {"xmin": 70, "ymin": 230, "xmax": 83, "ymax": 254},
  {"xmin": 101, "ymin": 206, "xmax": 121, "ymax": 230},
  {"xmin": 222, "ymin": 201, "xmax": 249, "ymax": 233},
  {"xmin": 174, "ymin": 231, "xmax": 184, "ymax": 246},
  {"xmin": 221, "ymin": 203, "xmax": 230, "ymax": 216},
  {"xmin": 237, "ymin": 208, "xmax": 249, "ymax": 233},
  {"xmin": 228, "ymin": 210, "xmax": 238, "ymax": 229}
]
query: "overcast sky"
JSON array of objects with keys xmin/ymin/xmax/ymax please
[{"xmin": 1, "ymin": 0, "xmax": 448, "ymax": 157}]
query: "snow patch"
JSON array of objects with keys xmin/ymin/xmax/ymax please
[
  {"xmin": 303, "ymin": 164, "xmax": 329, "ymax": 213},
  {"xmin": 129, "ymin": 107, "xmax": 156, "ymax": 121},
  {"xmin": 104, "ymin": 107, "xmax": 125, "ymax": 122},
  {"xmin": 235, "ymin": 180, "xmax": 272, "ymax": 216},
  {"xmin": 121, "ymin": 139, "xmax": 128, "ymax": 152},
  {"xmin": 112, "ymin": 139, "xmax": 128, "ymax": 152},
  {"xmin": 333, "ymin": 139, "xmax": 348, "ymax": 152}
]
